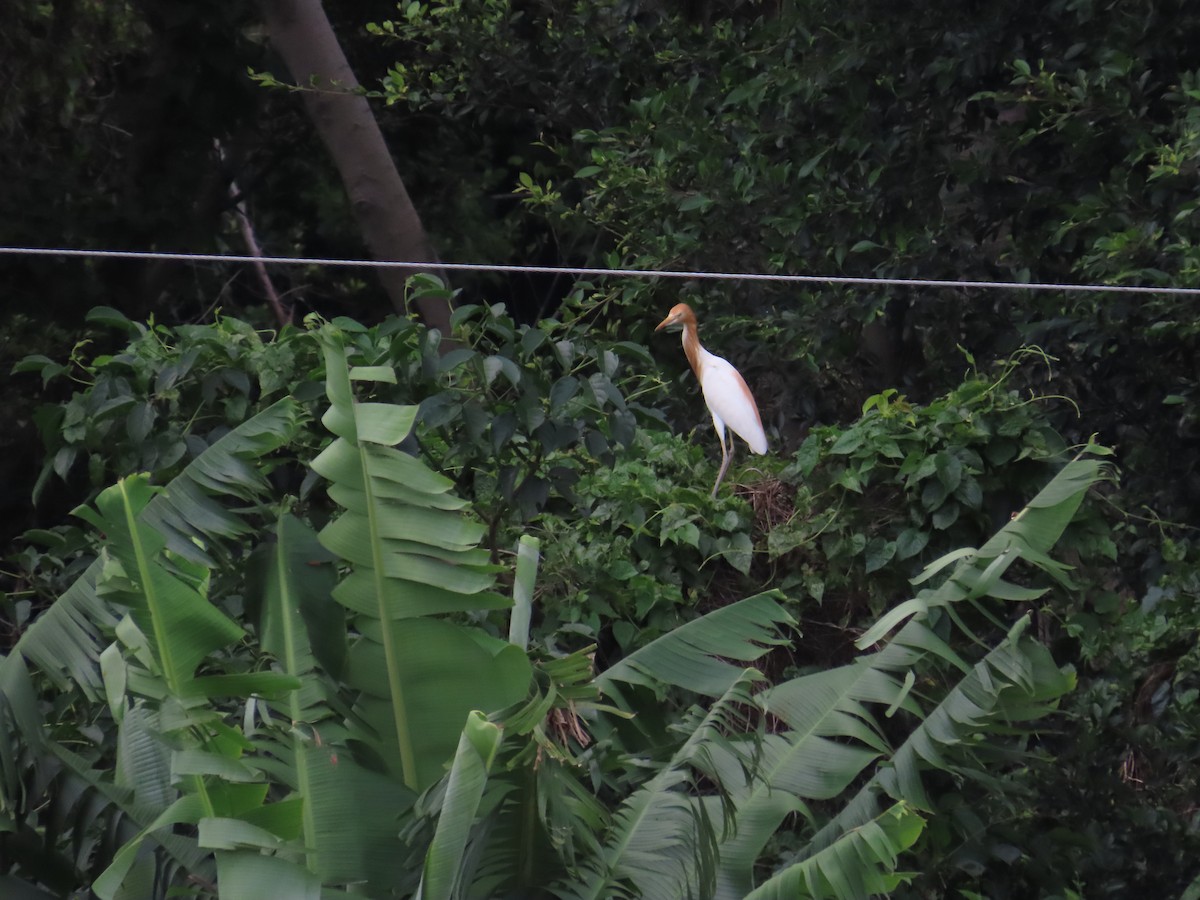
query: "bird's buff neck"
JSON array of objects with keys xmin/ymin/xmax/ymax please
[{"xmin": 680, "ymin": 323, "xmax": 703, "ymax": 381}]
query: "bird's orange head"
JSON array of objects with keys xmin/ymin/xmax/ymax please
[{"xmin": 654, "ymin": 303, "xmax": 698, "ymax": 333}]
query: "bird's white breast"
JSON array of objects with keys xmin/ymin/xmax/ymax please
[{"xmin": 697, "ymin": 348, "xmax": 768, "ymax": 454}]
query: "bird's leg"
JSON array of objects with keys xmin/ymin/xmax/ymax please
[{"xmin": 711, "ymin": 430, "xmax": 733, "ymax": 498}]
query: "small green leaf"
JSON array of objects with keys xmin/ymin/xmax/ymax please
[
  {"xmin": 865, "ymin": 538, "xmax": 897, "ymax": 573},
  {"xmin": 830, "ymin": 430, "xmax": 864, "ymax": 455},
  {"xmin": 126, "ymin": 402, "xmax": 155, "ymax": 444},
  {"xmin": 805, "ymin": 574, "xmax": 825, "ymax": 603},
  {"xmin": 895, "ymin": 528, "xmax": 930, "ymax": 560},
  {"xmin": 450, "ymin": 304, "xmax": 481, "ymax": 329},
  {"xmin": 678, "ymin": 194, "xmax": 711, "ymax": 212},
  {"xmin": 932, "ymin": 502, "xmax": 960, "ymax": 530},
  {"xmin": 957, "ymin": 476, "xmax": 983, "ymax": 509},
  {"xmin": 12, "ymin": 354, "xmax": 57, "ymax": 374},
  {"xmin": 797, "ymin": 147, "xmax": 830, "ymax": 178},
  {"xmin": 850, "ymin": 239, "xmax": 884, "ymax": 252},
  {"xmin": 796, "ymin": 435, "xmax": 822, "ymax": 476},
  {"xmin": 550, "ymin": 376, "xmax": 580, "ymax": 412},
  {"xmin": 492, "ymin": 411, "xmax": 517, "ymax": 451},
  {"xmin": 439, "ymin": 348, "xmax": 476, "ymax": 372},
  {"xmin": 554, "ymin": 340, "xmax": 576, "ymax": 369},
  {"xmin": 497, "ymin": 356, "xmax": 522, "ymax": 387},
  {"xmin": 837, "ymin": 468, "xmax": 863, "ymax": 493},
  {"xmin": 934, "ymin": 451, "xmax": 962, "ymax": 491},
  {"xmin": 921, "ymin": 479, "xmax": 948, "ymax": 510},
  {"xmin": 53, "ymin": 446, "xmax": 77, "ymax": 479},
  {"xmin": 483, "ymin": 356, "xmax": 503, "ymax": 386},
  {"xmin": 665, "ymin": 522, "xmax": 701, "ymax": 548},
  {"xmin": 349, "ymin": 365, "xmax": 398, "ymax": 384},
  {"xmin": 722, "ymin": 532, "xmax": 754, "ymax": 574},
  {"xmin": 86, "ymin": 305, "xmax": 138, "ymax": 332},
  {"xmin": 520, "ymin": 327, "xmax": 547, "ymax": 354},
  {"xmin": 906, "ymin": 453, "xmax": 939, "ymax": 485}
]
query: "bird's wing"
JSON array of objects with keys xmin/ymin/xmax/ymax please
[{"xmin": 699, "ymin": 353, "xmax": 768, "ymax": 454}]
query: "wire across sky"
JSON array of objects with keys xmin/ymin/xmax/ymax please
[{"xmin": 2, "ymin": 245, "xmax": 1199, "ymax": 296}]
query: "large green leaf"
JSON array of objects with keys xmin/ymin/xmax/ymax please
[
  {"xmin": 247, "ymin": 512, "xmax": 343, "ymax": 875},
  {"xmin": 563, "ymin": 670, "xmax": 763, "ymax": 900},
  {"xmin": 301, "ymin": 742, "xmax": 416, "ymax": 890},
  {"xmin": 805, "ymin": 619, "xmax": 1074, "ymax": 857},
  {"xmin": 6, "ymin": 397, "xmax": 301, "ymax": 698},
  {"xmin": 456, "ymin": 642, "xmax": 612, "ymax": 897},
  {"xmin": 251, "ymin": 512, "xmax": 344, "ymax": 686},
  {"xmin": 135, "ymin": 397, "xmax": 304, "ymax": 566},
  {"xmin": 596, "ymin": 591, "xmax": 795, "ymax": 699},
  {"xmin": 115, "ymin": 705, "xmax": 174, "ymax": 810},
  {"xmin": 313, "ymin": 329, "xmax": 530, "ymax": 793},
  {"xmin": 347, "ymin": 619, "xmax": 530, "ymax": 790},
  {"xmin": 91, "ymin": 794, "xmax": 209, "ymax": 899},
  {"xmin": 743, "ymin": 802, "xmax": 923, "ymax": 900},
  {"xmin": 0, "ymin": 400, "xmax": 301, "ymax": 895},
  {"xmin": 712, "ymin": 649, "xmax": 924, "ymax": 900},
  {"xmin": 508, "ymin": 536, "xmax": 540, "ymax": 650},
  {"xmin": 858, "ymin": 452, "xmax": 1109, "ymax": 646},
  {"xmin": 416, "ymin": 711, "xmax": 502, "ymax": 900},
  {"xmin": 75, "ymin": 475, "xmax": 244, "ymax": 697},
  {"xmin": 214, "ymin": 851, "xmax": 321, "ymax": 900}
]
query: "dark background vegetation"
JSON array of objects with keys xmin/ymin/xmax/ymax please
[{"xmin": 2, "ymin": 0, "xmax": 1198, "ymax": 896}]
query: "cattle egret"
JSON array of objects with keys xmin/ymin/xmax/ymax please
[{"xmin": 655, "ymin": 303, "xmax": 768, "ymax": 496}]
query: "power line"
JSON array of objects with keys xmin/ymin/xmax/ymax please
[{"xmin": 2, "ymin": 245, "xmax": 1200, "ymax": 296}]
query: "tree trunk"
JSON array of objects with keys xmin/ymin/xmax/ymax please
[{"xmin": 259, "ymin": 0, "xmax": 452, "ymax": 335}]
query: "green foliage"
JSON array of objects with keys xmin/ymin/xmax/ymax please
[
  {"xmin": 372, "ymin": 0, "xmax": 1200, "ymax": 530},
  {"xmin": 6, "ymin": 2, "xmax": 1200, "ymax": 893},
  {"xmin": 3, "ymin": 314, "xmax": 1109, "ymax": 899},
  {"xmin": 14, "ymin": 310, "xmax": 322, "ymax": 504},
  {"xmin": 7, "ymin": 398, "xmax": 303, "ymax": 697},
  {"xmin": 10, "ymin": 286, "xmax": 657, "ymax": 594},
  {"xmin": 392, "ymin": 283, "xmax": 658, "ymax": 538},
  {"xmin": 568, "ymin": 450, "xmax": 1103, "ymax": 899},
  {"xmin": 716, "ymin": 449, "xmax": 1104, "ymax": 898},
  {"xmin": 770, "ymin": 356, "xmax": 1073, "ymax": 622},
  {"xmin": 1014, "ymin": 535, "xmax": 1200, "ymax": 898},
  {"xmin": 368, "ymin": 0, "xmax": 674, "ymax": 271},
  {"xmin": 3, "ymin": 321, "xmax": 542, "ymax": 896},
  {"xmin": 1, "ymin": 397, "xmax": 304, "ymax": 896},
  {"xmin": 742, "ymin": 802, "xmax": 924, "ymax": 900},
  {"xmin": 534, "ymin": 428, "xmax": 761, "ymax": 655},
  {"xmin": 0, "ymin": 0, "xmax": 287, "ymax": 323},
  {"xmin": 416, "ymin": 710, "xmax": 502, "ymax": 900}
]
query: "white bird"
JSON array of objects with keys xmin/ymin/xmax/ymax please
[{"xmin": 655, "ymin": 303, "xmax": 768, "ymax": 497}]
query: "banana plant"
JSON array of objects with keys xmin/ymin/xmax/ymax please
[
  {"xmin": 321, "ymin": 447, "xmax": 1104, "ymax": 899},
  {"xmin": 537, "ymin": 448, "xmax": 1108, "ymax": 900},
  {"xmin": 2, "ymin": 321, "xmax": 542, "ymax": 897},
  {"xmin": 0, "ymin": 398, "xmax": 303, "ymax": 898},
  {"xmin": 233, "ymin": 328, "xmax": 540, "ymax": 894},
  {"xmin": 311, "ymin": 326, "xmax": 532, "ymax": 793},
  {"xmin": 76, "ymin": 473, "xmax": 309, "ymax": 899},
  {"xmin": 1, "ymin": 315, "xmax": 1111, "ymax": 899}
]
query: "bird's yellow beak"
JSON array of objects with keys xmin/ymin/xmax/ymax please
[{"xmin": 654, "ymin": 313, "xmax": 677, "ymax": 332}]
